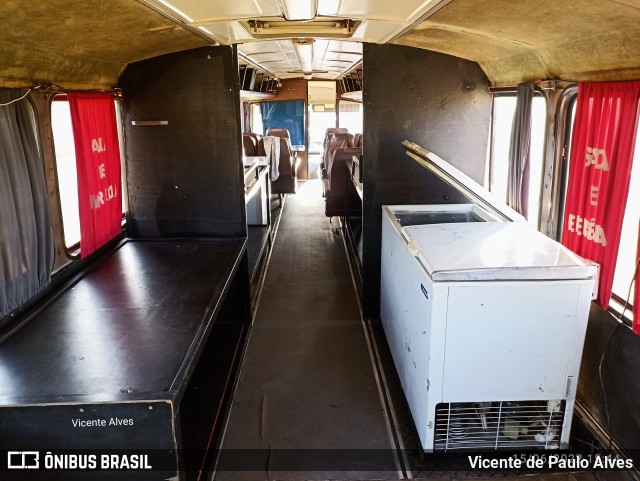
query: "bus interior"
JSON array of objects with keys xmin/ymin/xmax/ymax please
[{"xmin": 1, "ymin": 1, "xmax": 639, "ymax": 480}]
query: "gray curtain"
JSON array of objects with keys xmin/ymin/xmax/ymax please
[
  {"xmin": 0, "ymin": 90, "xmax": 54, "ymax": 323},
  {"xmin": 507, "ymin": 82, "xmax": 534, "ymax": 218}
]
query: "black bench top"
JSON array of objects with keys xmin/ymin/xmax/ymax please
[{"xmin": 0, "ymin": 238, "xmax": 245, "ymax": 406}]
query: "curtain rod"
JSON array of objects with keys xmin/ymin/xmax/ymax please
[{"xmin": 18, "ymin": 83, "xmax": 123, "ymax": 98}]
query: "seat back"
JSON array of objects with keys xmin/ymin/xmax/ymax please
[
  {"xmin": 247, "ymin": 132, "xmax": 262, "ymax": 143},
  {"xmin": 324, "ymin": 147, "xmax": 363, "ymax": 217},
  {"xmin": 270, "ymin": 136, "xmax": 298, "ymax": 195},
  {"xmin": 266, "ymin": 128, "xmax": 290, "ymax": 139},
  {"xmin": 323, "ymin": 132, "xmax": 354, "ymax": 173},
  {"xmin": 256, "ymin": 137, "xmax": 266, "ymax": 156},
  {"xmin": 353, "ymin": 133, "xmax": 362, "ymax": 148},
  {"xmin": 242, "ymin": 133, "xmax": 257, "ymax": 156},
  {"xmin": 323, "ymin": 128, "xmax": 348, "ymax": 151},
  {"xmin": 277, "ymin": 136, "xmax": 294, "ymax": 177},
  {"xmin": 322, "ymin": 128, "xmax": 348, "ymax": 166}
]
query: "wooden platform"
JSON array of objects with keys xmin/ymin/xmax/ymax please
[{"xmin": 0, "ymin": 239, "xmax": 250, "ymax": 480}]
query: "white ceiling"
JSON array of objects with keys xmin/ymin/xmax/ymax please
[
  {"xmin": 144, "ymin": 0, "xmax": 451, "ymax": 79},
  {"xmin": 238, "ymin": 39, "xmax": 362, "ymax": 80}
]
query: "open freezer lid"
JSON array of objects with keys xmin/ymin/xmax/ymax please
[
  {"xmin": 402, "ymin": 222, "xmax": 597, "ymax": 281},
  {"xmin": 402, "ymin": 141, "xmax": 525, "ymax": 223}
]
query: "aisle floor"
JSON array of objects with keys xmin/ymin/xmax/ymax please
[{"xmin": 213, "ymin": 180, "xmax": 399, "ymax": 481}]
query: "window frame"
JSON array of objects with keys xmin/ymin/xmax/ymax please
[
  {"xmin": 49, "ymin": 94, "xmax": 127, "ymax": 260},
  {"xmin": 487, "ymin": 87, "xmax": 549, "ymax": 230},
  {"xmin": 50, "ymin": 94, "xmax": 81, "ymax": 258},
  {"xmin": 337, "ymin": 99, "xmax": 363, "ymax": 133},
  {"xmin": 259, "ymin": 99, "xmax": 307, "ymax": 148}
]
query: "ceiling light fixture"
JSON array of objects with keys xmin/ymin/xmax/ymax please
[
  {"xmin": 279, "ymin": 0, "xmax": 317, "ymax": 21},
  {"xmin": 243, "ymin": 19, "xmax": 359, "ymax": 38},
  {"xmin": 292, "ymin": 38, "xmax": 315, "ymax": 76}
]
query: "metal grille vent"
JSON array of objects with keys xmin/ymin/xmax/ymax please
[{"xmin": 434, "ymin": 401, "xmax": 565, "ymax": 451}]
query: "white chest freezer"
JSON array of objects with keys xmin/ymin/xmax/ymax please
[{"xmin": 380, "ymin": 142, "xmax": 596, "ymax": 452}]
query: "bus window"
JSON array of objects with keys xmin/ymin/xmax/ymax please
[
  {"xmin": 261, "ymin": 100, "xmax": 305, "ymax": 148},
  {"xmin": 51, "ymin": 96, "xmax": 126, "ymax": 255},
  {"xmin": 249, "ymin": 103, "xmax": 263, "ymax": 135},
  {"xmin": 338, "ymin": 100, "xmax": 363, "ymax": 134},
  {"xmin": 308, "ymin": 104, "xmax": 336, "ymax": 149},
  {"xmin": 51, "ymin": 97, "xmax": 81, "ymax": 251},
  {"xmin": 610, "ymin": 133, "xmax": 639, "ymax": 320},
  {"xmin": 489, "ymin": 94, "xmax": 547, "ymax": 228}
]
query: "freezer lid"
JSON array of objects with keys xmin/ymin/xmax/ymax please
[
  {"xmin": 401, "ymin": 222, "xmax": 597, "ymax": 281},
  {"xmin": 402, "ymin": 140, "xmax": 525, "ymax": 223}
]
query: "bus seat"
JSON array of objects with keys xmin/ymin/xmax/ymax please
[
  {"xmin": 247, "ymin": 132, "xmax": 262, "ymax": 144},
  {"xmin": 324, "ymin": 147, "xmax": 363, "ymax": 217},
  {"xmin": 322, "ymin": 132, "xmax": 354, "ymax": 196},
  {"xmin": 321, "ymin": 128, "xmax": 349, "ymax": 167},
  {"xmin": 243, "ymin": 133, "xmax": 258, "ymax": 156},
  {"xmin": 267, "ymin": 136, "xmax": 298, "ymax": 197},
  {"xmin": 353, "ymin": 133, "xmax": 362, "ymax": 148}
]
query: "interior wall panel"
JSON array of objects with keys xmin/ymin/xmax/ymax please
[
  {"xmin": 577, "ymin": 305, "xmax": 640, "ymax": 451},
  {"xmin": 119, "ymin": 46, "xmax": 245, "ymax": 238},
  {"xmin": 362, "ymin": 43, "xmax": 492, "ymax": 319}
]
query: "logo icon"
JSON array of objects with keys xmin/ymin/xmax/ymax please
[{"xmin": 7, "ymin": 451, "xmax": 39, "ymax": 469}]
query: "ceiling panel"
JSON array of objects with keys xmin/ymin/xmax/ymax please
[
  {"xmin": 336, "ymin": 0, "xmax": 450, "ymax": 22},
  {"xmin": 395, "ymin": 0, "xmax": 640, "ymax": 85},
  {"xmin": 322, "ymin": 59, "xmax": 356, "ymax": 65},
  {"xmin": 144, "ymin": 0, "xmax": 441, "ymax": 78},
  {"xmin": 260, "ymin": 62, "xmax": 296, "ymax": 70},
  {"xmin": 149, "ymin": 0, "xmax": 281, "ymax": 22},
  {"xmin": 0, "ymin": 0, "xmax": 210, "ymax": 89},
  {"xmin": 322, "ymin": 62, "xmax": 356, "ymax": 69},
  {"xmin": 313, "ymin": 39, "xmax": 331, "ymax": 57},
  {"xmin": 2, "ymin": 0, "xmax": 640, "ymax": 89},
  {"xmin": 323, "ymin": 52, "xmax": 362, "ymax": 62},
  {"xmin": 239, "ymin": 37, "xmax": 362, "ymax": 80},
  {"xmin": 246, "ymin": 52, "xmax": 291, "ymax": 62},
  {"xmin": 326, "ymin": 41, "xmax": 363, "ymax": 54},
  {"xmin": 199, "ymin": 21, "xmax": 251, "ymax": 44},
  {"xmin": 148, "ymin": 0, "xmax": 451, "ymax": 45},
  {"xmin": 238, "ymin": 40, "xmax": 285, "ymax": 55},
  {"xmin": 351, "ymin": 20, "xmax": 403, "ymax": 42}
]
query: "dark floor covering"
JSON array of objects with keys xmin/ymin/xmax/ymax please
[{"xmin": 213, "ymin": 181, "xmax": 398, "ymax": 481}]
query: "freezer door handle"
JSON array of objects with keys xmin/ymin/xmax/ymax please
[
  {"xmin": 400, "ymin": 227, "xmax": 422, "ymax": 256},
  {"xmin": 407, "ymin": 239, "xmax": 422, "ymax": 256}
]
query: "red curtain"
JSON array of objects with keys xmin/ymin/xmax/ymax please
[
  {"xmin": 68, "ymin": 93, "xmax": 122, "ymax": 257},
  {"xmin": 562, "ymin": 81, "xmax": 640, "ymax": 309}
]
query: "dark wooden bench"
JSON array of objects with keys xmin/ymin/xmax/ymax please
[{"xmin": 0, "ymin": 238, "xmax": 250, "ymax": 480}]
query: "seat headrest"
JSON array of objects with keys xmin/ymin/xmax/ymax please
[
  {"xmin": 266, "ymin": 128, "xmax": 290, "ymax": 139},
  {"xmin": 331, "ymin": 147, "xmax": 363, "ymax": 165},
  {"xmin": 324, "ymin": 128, "xmax": 348, "ymax": 137}
]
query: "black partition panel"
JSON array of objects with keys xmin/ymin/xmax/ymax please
[
  {"xmin": 577, "ymin": 305, "xmax": 640, "ymax": 450},
  {"xmin": 119, "ymin": 46, "xmax": 245, "ymax": 238},
  {"xmin": 362, "ymin": 44, "xmax": 492, "ymax": 319}
]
